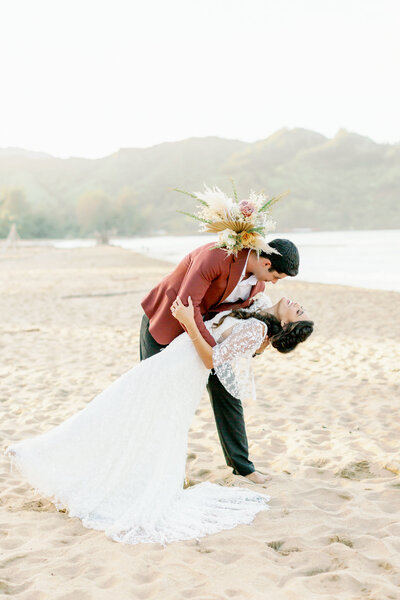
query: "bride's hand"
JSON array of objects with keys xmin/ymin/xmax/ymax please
[{"xmin": 170, "ymin": 296, "xmax": 194, "ymax": 326}]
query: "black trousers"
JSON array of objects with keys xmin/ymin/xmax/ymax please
[{"xmin": 139, "ymin": 314, "xmax": 255, "ymax": 476}]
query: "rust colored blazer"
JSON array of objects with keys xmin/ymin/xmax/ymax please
[{"xmin": 141, "ymin": 242, "xmax": 265, "ymax": 347}]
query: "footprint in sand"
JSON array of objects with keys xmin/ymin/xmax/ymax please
[
  {"xmin": 22, "ymin": 498, "xmax": 56, "ymax": 512},
  {"xmin": 328, "ymin": 535, "xmax": 353, "ymax": 548},
  {"xmin": 336, "ymin": 460, "xmax": 374, "ymax": 480}
]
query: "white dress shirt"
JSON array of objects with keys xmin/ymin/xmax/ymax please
[{"xmin": 224, "ymin": 250, "xmax": 258, "ymax": 303}]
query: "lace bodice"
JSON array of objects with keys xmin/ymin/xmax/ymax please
[{"xmin": 205, "ymin": 291, "xmax": 272, "ymax": 342}]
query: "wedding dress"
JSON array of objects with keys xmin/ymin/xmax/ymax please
[{"xmin": 4, "ymin": 306, "xmax": 271, "ymax": 546}]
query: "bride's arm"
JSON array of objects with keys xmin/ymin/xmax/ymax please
[
  {"xmin": 171, "ymin": 296, "xmax": 269, "ymax": 370},
  {"xmin": 171, "ymin": 296, "xmax": 214, "ymax": 369}
]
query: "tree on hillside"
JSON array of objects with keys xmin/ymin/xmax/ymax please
[
  {"xmin": 114, "ymin": 187, "xmax": 148, "ymax": 235},
  {"xmin": 0, "ymin": 187, "xmax": 31, "ymax": 238},
  {"xmin": 76, "ymin": 190, "xmax": 116, "ymax": 244}
]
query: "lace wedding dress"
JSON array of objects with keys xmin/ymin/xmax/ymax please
[{"xmin": 4, "ymin": 308, "xmax": 271, "ymax": 546}]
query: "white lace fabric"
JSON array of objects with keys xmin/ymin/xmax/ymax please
[
  {"xmin": 211, "ymin": 318, "xmax": 267, "ymax": 400},
  {"xmin": 242, "ymin": 291, "xmax": 273, "ymax": 314},
  {"xmin": 4, "ymin": 316, "xmax": 270, "ymax": 546}
]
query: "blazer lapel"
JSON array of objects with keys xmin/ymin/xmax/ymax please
[
  {"xmin": 248, "ymin": 281, "xmax": 264, "ymax": 300},
  {"xmin": 215, "ymin": 281, "xmax": 265, "ymax": 312},
  {"xmin": 219, "ymin": 249, "xmax": 249, "ymax": 304}
]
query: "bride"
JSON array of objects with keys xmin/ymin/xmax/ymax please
[{"xmin": 4, "ymin": 294, "xmax": 313, "ymax": 546}]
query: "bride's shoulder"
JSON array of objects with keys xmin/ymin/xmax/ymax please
[
  {"xmin": 223, "ymin": 316, "xmax": 267, "ymax": 335},
  {"xmin": 232, "ymin": 316, "xmax": 268, "ymax": 337},
  {"xmin": 205, "ymin": 310, "xmax": 233, "ymax": 328},
  {"xmin": 207, "ymin": 313, "xmax": 240, "ymax": 342}
]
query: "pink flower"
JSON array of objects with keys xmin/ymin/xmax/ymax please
[{"xmin": 239, "ymin": 199, "xmax": 255, "ymax": 218}]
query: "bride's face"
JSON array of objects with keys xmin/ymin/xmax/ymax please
[{"xmin": 277, "ymin": 297, "xmax": 310, "ymax": 325}]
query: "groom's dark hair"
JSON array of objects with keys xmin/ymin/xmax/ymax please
[{"xmin": 261, "ymin": 238, "xmax": 299, "ymax": 277}]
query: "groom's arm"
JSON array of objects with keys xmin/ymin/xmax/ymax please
[{"xmin": 176, "ymin": 252, "xmax": 222, "ymax": 347}]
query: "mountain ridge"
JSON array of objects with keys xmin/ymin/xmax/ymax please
[{"xmin": 0, "ymin": 127, "xmax": 399, "ymax": 236}]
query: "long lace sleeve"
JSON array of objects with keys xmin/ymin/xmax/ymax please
[{"xmin": 212, "ymin": 318, "xmax": 267, "ymax": 400}]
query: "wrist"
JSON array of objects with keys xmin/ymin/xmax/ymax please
[
  {"xmin": 186, "ymin": 323, "xmax": 198, "ymax": 338},
  {"xmin": 180, "ymin": 319, "xmax": 192, "ymax": 332}
]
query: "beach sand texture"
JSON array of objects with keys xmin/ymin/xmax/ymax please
[{"xmin": 1, "ymin": 245, "xmax": 399, "ymax": 600}]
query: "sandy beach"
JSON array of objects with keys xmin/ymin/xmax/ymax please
[{"xmin": 1, "ymin": 244, "xmax": 399, "ymax": 600}]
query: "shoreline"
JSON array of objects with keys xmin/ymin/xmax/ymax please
[{"xmin": 3, "ymin": 240, "xmax": 400, "ymax": 294}]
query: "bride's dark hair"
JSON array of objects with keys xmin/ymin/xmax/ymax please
[{"xmin": 212, "ymin": 309, "xmax": 314, "ymax": 354}]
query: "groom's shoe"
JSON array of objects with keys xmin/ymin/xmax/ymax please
[{"xmin": 244, "ymin": 470, "xmax": 270, "ymax": 484}]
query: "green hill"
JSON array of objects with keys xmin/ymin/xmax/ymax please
[{"xmin": 0, "ymin": 128, "xmax": 399, "ymax": 237}]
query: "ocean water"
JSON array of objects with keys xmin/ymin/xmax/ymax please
[{"xmin": 43, "ymin": 230, "xmax": 399, "ymax": 292}]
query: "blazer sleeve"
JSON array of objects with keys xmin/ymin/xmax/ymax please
[{"xmin": 175, "ymin": 250, "xmax": 223, "ymax": 347}]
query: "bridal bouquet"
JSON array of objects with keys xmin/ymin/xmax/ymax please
[{"xmin": 174, "ymin": 180, "xmax": 288, "ymax": 256}]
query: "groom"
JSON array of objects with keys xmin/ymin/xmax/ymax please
[{"xmin": 140, "ymin": 238, "xmax": 299, "ymax": 484}]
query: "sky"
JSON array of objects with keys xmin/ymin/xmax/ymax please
[{"xmin": 0, "ymin": 0, "xmax": 399, "ymax": 159}]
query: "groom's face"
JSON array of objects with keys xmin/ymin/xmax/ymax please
[{"xmin": 251, "ymin": 258, "xmax": 287, "ymax": 284}]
